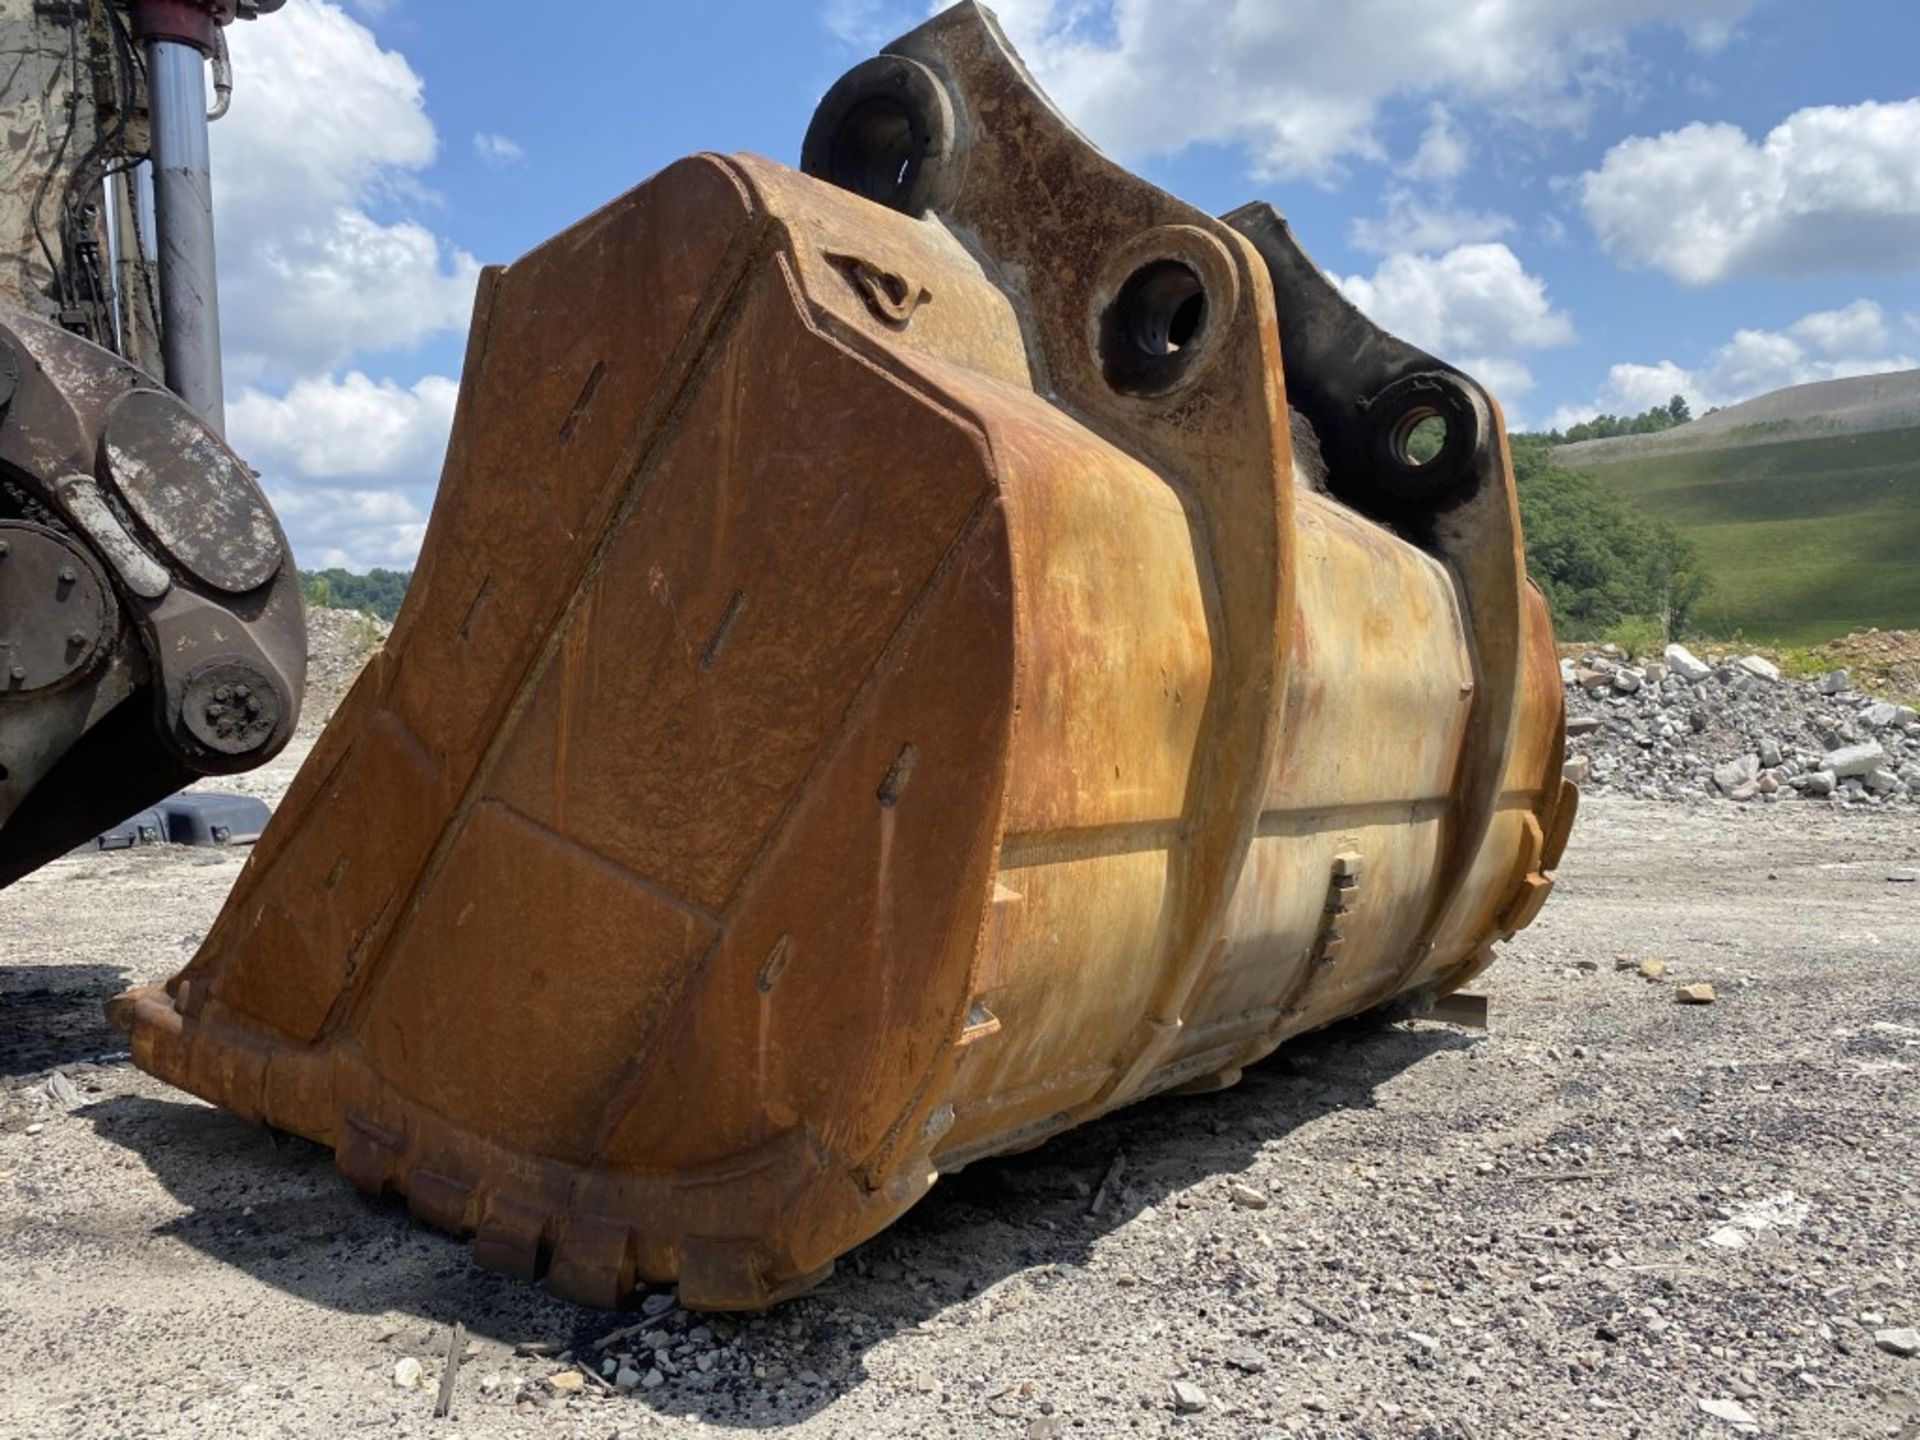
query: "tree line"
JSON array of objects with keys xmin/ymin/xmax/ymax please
[
  {"xmin": 300, "ymin": 567, "xmax": 412, "ymax": 622},
  {"xmin": 1536, "ymin": 393, "xmax": 1719, "ymax": 447},
  {"xmin": 1509, "ymin": 436, "xmax": 1706, "ymax": 641}
]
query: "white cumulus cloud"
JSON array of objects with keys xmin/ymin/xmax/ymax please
[
  {"xmin": 1580, "ymin": 99, "xmax": 1920, "ymax": 285},
  {"xmin": 231, "ymin": 372, "xmax": 458, "ymax": 570},
  {"xmin": 1546, "ymin": 300, "xmax": 1919, "ymax": 430},
  {"xmin": 266, "ymin": 486, "xmax": 430, "ymax": 571},
  {"xmin": 921, "ymin": 0, "xmax": 1756, "ymax": 180},
  {"xmin": 1336, "ymin": 243, "xmax": 1575, "ymax": 398},
  {"xmin": 229, "ymin": 372, "xmax": 458, "ymax": 484},
  {"xmin": 213, "ymin": 0, "xmax": 481, "ymax": 382},
  {"xmin": 1349, "ymin": 188, "xmax": 1515, "ymax": 256},
  {"xmin": 825, "ymin": 0, "xmax": 905, "ymax": 47},
  {"xmin": 205, "ymin": 1, "xmax": 478, "ymax": 570},
  {"xmin": 473, "ymin": 132, "xmax": 525, "ymax": 167},
  {"xmin": 1401, "ymin": 105, "xmax": 1471, "ymax": 184}
]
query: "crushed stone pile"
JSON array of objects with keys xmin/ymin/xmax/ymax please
[
  {"xmin": 1563, "ymin": 642, "xmax": 1920, "ymax": 805},
  {"xmin": 1808, "ymin": 627, "xmax": 1920, "ymax": 700},
  {"xmin": 299, "ymin": 605, "xmax": 390, "ymax": 733}
]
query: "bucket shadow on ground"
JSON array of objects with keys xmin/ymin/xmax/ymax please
[
  {"xmin": 0, "ymin": 964, "xmax": 131, "ymax": 1078},
  {"xmin": 88, "ymin": 1015, "xmax": 1472, "ymax": 1430}
]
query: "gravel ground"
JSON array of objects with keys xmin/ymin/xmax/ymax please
[{"xmin": 2, "ymin": 796, "xmax": 1918, "ymax": 1440}]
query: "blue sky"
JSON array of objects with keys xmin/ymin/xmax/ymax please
[{"xmin": 207, "ymin": 0, "xmax": 1920, "ymax": 570}]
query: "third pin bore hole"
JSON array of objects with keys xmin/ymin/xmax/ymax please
[
  {"xmin": 1120, "ymin": 260, "xmax": 1207, "ymax": 357},
  {"xmin": 826, "ymin": 96, "xmax": 923, "ymax": 210},
  {"xmin": 1395, "ymin": 410, "xmax": 1450, "ymax": 468},
  {"xmin": 1102, "ymin": 258, "xmax": 1212, "ymax": 395}
]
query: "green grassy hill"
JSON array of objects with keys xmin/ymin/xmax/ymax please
[{"xmin": 1555, "ymin": 383, "xmax": 1920, "ymax": 645}]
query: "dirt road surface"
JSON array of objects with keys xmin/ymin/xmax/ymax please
[{"xmin": 3, "ymin": 794, "xmax": 1917, "ymax": 1439}]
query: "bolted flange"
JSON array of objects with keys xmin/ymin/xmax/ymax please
[
  {"xmin": 180, "ymin": 659, "xmax": 283, "ymax": 756},
  {"xmin": 0, "ymin": 522, "xmax": 114, "ymax": 696}
]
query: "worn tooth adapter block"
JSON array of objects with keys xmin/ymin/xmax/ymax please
[{"xmin": 111, "ymin": 1, "xmax": 1574, "ymax": 1311}]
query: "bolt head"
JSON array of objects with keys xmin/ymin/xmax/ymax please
[
  {"xmin": 67, "ymin": 629, "xmax": 87, "ymax": 647},
  {"xmin": 8, "ymin": 665, "xmax": 24, "ymax": 681},
  {"xmin": 57, "ymin": 566, "xmax": 75, "ymax": 584},
  {"xmin": 182, "ymin": 662, "xmax": 279, "ymax": 756}
]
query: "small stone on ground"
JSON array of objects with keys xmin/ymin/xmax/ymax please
[
  {"xmin": 1170, "ymin": 1380, "xmax": 1209, "ymax": 1413},
  {"xmin": 1876, "ymin": 1327, "xmax": 1920, "ymax": 1358}
]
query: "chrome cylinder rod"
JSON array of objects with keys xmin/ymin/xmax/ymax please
[{"xmin": 147, "ymin": 37, "xmax": 224, "ymax": 432}]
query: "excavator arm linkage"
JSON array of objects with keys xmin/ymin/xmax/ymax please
[{"xmin": 0, "ymin": 315, "xmax": 304, "ymax": 885}]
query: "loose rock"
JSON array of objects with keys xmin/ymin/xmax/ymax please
[
  {"xmin": 1562, "ymin": 641, "xmax": 1920, "ymax": 806},
  {"xmin": 1824, "ymin": 741, "xmax": 1886, "ymax": 779},
  {"xmin": 1876, "ymin": 1327, "xmax": 1920, "ymax": 1358},
  {"xmin": 1676, "ymin": 983, "xmax": 1718, "ymax": 1005},
  {"xmin": 1665, "ymin": 643, "xmax": 1712, "ymax": 682},
  {"xmin": 1697, "ymin": 1396, "xmax": 1760, "ymax": 1432},
  {"xmin": 1170, "ymin": 1380, "xmax": 1209, "ymax": 1413}
]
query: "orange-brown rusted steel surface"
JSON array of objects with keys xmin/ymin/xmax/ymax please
[{"xmin": 111, "ymin": 2, "xmax": 1575, "ymax": 1311}]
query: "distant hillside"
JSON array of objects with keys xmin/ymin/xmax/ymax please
[
  {"xmin": 1556, "ymin": 370, "xmax": 1920, "ymax": 645},
  {"xmin": 1560, "ymin": 368, "xmax": 1920, "ymax": 466}
]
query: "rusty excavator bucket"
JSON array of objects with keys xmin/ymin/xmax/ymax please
[{"xmin": 112, "ymin": 3, "xmax": 1575, "ymax": 1310}]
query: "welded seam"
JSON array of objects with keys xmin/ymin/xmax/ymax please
[
  {"xmin": 480, "ymin": 798, "xmax": 723, "ymax": 929},
  {"xmin": 996, "ymin": 818, "xmax": 1187, "ymax": 869},
  {"xmin": 1251, "ymin": 794, "xmax": 1451, "ymax": 837}
]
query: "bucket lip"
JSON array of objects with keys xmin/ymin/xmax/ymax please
[{"xmin": 109, "ymin": 985, "xmax": 889, "ymax": 1309}]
